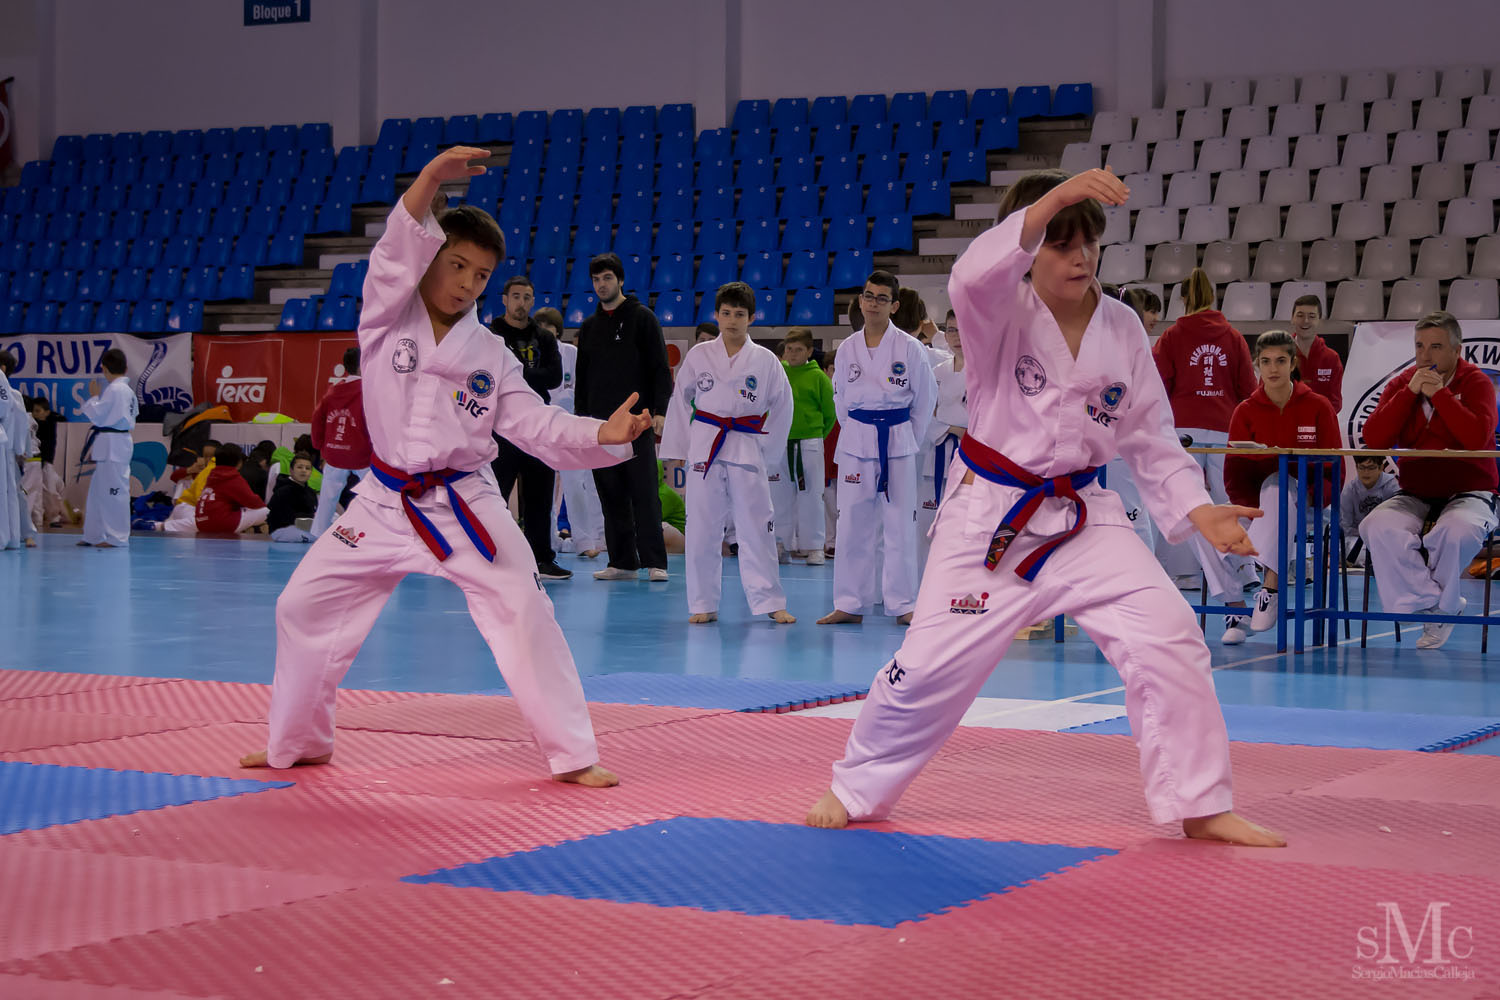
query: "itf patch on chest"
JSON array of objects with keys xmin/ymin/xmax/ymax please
[
  {"xmin": 467, "ymin": 370, "xmax": 495, "ymax": 398},
  {"xmin": 392, "ymin": 338, "xmax": 418, "ymax": 374},
  {"xmin": 1100, "ymin": 382, "xmax": 1127, "ymax": 411},
  {"xmin": 1015, "ymin": 355, "xmax": 1047, "ymax": 396},
  {"xmin": 740, "ymin": 375, "xmax": 758, "ymax": 402},
  {"xmin": 888, "ymin": 361, "xmax": 909, "ymax": 388},
  {"xmin": 454, "ymin": 390, "xmax": 490, "ymax": 418}
]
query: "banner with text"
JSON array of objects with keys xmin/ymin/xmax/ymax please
[
  {"xmin": 191, "ymin": 331, "xmax": 357, "ymax": 422},
  {"xmin": 1339, "ymin": 321, "xmax": 1500, "ymax": 448},
  {"xmin": 1, "ymin": 332, "xmax": 194, "ymax": 420}
]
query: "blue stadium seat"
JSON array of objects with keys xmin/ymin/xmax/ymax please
[
  {"xmin": 534, "ymin": 289, "xmax": 563, "ymax": 315},
  {"xmin": 258, "ymin": 175, "xmax": 291, "ymax": 210},
  {"xmin": 42, "ymin": 269, "xmax": 77, "ymax": 302},
  {"xmin": 771, "ymin": 124, "xmax": 812, "ymax": 160},
  {"xmin": 145, "ymin": 267, "xmax": 182, "ymax": 301},
  {"xmin": 75, "ymin": 267, "xmax": 112, "ymax": 301},
  {"xmin": 266, "ymin": 232, "xmax": 303, "ymax": 267},
  {"xmin": 171, "ymin": 155, "xmax": 205, "ymax": 185},
  {"xmin": 543, "ymin": 135, "xmax": 581, "ymax": 171},
  {"xmin": 817, "ymin": 153, "xmax": 858, "ymax": 188},
  {"xmin": 755, "ymin": 288, "xmax": 788, "ymax": 325},
  {"xmin": 23, "ymin": 302, "xmax": 58, "ymax": 333},
  {"xmin": 477, "ymin": 112, "xmax": 514, "ymax": 143},
  {"xmin": 532, "ymin": 224, "xmax": 569, "ymax": 259},
  {"xmin": 615, "ymin": 190, "xmax": 652, "ymax": 222},
  {"xmin": 771, "ymin": 98, "xmax": 809, "ymax": 130},
  {"xmin": 48, "ymin": 210, "xmax": 83, "ymax": 241},
  {"xmin": 866, "ymin": 180, "xmax": 907, "ymax": 215},
  {"xmin": 128, "ymin": 300, "xmax": 167, "ymax": 334},
  {"xmin": 893, "ymin": 120, "xmax": 934, "ymax": 155},
  {"xmin": 696, "ymin": 128, "xmax": 731, "ymax": 162},
  {"xmin": 696, "ymin": 292, "xmax": 718, "ymax": 325},
  {"xmin": 444, "ymin": 114, "xmax": 478, "ymax": 145},
  {"xmin": 180, "ymin": 265, "xmax": 219, "ymax": 301},
  {"xmin": 788, "ymin": 288, "xmax": 834, "ymax": 325},
  {"xmin": 498, "ymin": 191, "xmax": 537, "ymax": 228},
  {"xmin": 82, "ymin": 133, "xmax": 111, "ymax": 160},
  {"xmin": 1009, "ymin": 86, "xmax": 1051, "ymax": 119},
  {"xmin": 784, "ymin": 250, "xmax": 829, "ymax": 288},
  {"xmin": 978, "ymin": 116, "xmax": 1019, "ymax": 151},
  {"xmin": 623, "ymin": 105, "xmax": 656, "ymax": 135},
  {"xmin": 576, "ymin": 187, "xmax": 613, "ymax": 223},
  {"xmin": 581, "ymin": 141, "xmax": 617, "ymax": 175},
  {"xmin": 861, "ymin": 152, "xmax": 901, "ymax": 186},
  {"xmin": 946, "ymin": 147, "xmax": 990, "ymax": 183},
  {"xmin": 870, "ymin": 213, "xmax": 914, "ymax": 251},
  {"xmin": 303, "ymin": 147, "xmax": 335, "ymax": 179},
  {"xmin": 95, "ymin": 183, "xmax": 129, "ymax": 213},
  {"xmin": 203, "ymin": 127, "xmax": 235, "ymax": 155},
  {"xmin": 314, "ymin": 199, "xmax": 351, "ymax": 235},
  {"xmin": 229, "ymin": 234, "xmax": 268, "ymax": 268},
  {"xmin": 826, "ymin": 215, "xmax": 870, "ymax": 251},
  {"xmin": 565, "ymin": 292, "xmax": 599, "ymax": 327},
  {"xmin": 299, "ymin": 123, "xmax": 333, "ymax": 152},
  {"xmin": 140, "ymin": 129, "xmax": 171, "ymax": 158},
  {"xmin": 233, "ymin": 126, "xmax": 266, "ymax": 154},
  {"xmin": 935, "ymin": 118, "xmax": 977, "ymax": 153},
  {"xmin": 736, "ymin": 156, "xmax": 773, "ymax": 190},
  {"xmin": 218, "ymin": 263, "xmax": 254, "ymax": 299},
  {"xmin": 28, "ymin": 240, "xmax": 62, "ymax": 271},
  {"xmin": 264, "ymin": 124, "xmax": 298, "ymax": 152},
  {"xmin": 779, "ymin": 184, "xmax": 821, "ymax": 219},
  {"xmin": 615, "ymin": 220, "xmax": 651, "ymax": 256},
  {"xmin": 194, "ymin": 235, "xmax": 232, "ymax": 269},
  {"xmin": 94, "ymin": 301, "xmax": 131, "ymax": 331},
  {"xmin": 57, "ymin": 300, "xmax": 95, "ymax": 333},
  {"xmin": 810, "ymin": 96, "xmax": 848, "ymax": 129},
  {"xmin": 620, "ymin": 134, "xmax": 655, "ymax": 170},
  {"xmin": 550, "ymin": 108, "xmax": 584, "ymax": 142},
  {"xmin": 782, "ymin": 217, "xmax": 823, "ymax": 252},
  {"xmin": 80, "ymin": 159, "xmax": 111, "ymax": 186},
  {"xmin": 211, "ymin": 205, "xmax": 248, "ymax": 237},
  {"xmin": 850, "ymin": 94, "xmax": 887, "ymax": 126},
  {"xmin": 655, "ymin": 220, "xmax": 695, "ymax": 257},
  {"xmin": 279, "ymin": 203, "xmax": 314, "ymax": 236},
  {"xmin": 124, "ymin": 182, "xmax": 158, "ymax": 212},
  {"xmin": 51, "ymin": 134, "xmax": 84, "ymax": 162},
  {"xmin": 566, "ymin": 259, "xmax": 597, "ymax": 297},
  {"xmin": 696, "ymin": 252, "xmax": 737, "ymax": 291},
  {"xmin": 696, "ymin": 219, "xmax": 736, "ymax": 255},
  {"xmin": 659, "ymin": 103, "xmax": 694, "ymax": 135},
  {"xmin": 204, "ymin": 152, "xmax": 237, "ymax": 183},
  {"xmin": 653, "ymin": 252, "xmax": 692, "ymax": 291},
  {"xmin": 0, "ymin": 242, "xmax": 27, "ymax": 272},
  {"xmin": 171, "ymin": 129, "xmax": 204, "ymax": 158},
  {"xmin": 531, "ymin": 256, "xmax": 567, "ymax": 294},
  {"xmin": 774, "ymin": 154, "xmax": 814, "ymax": 190},
  {"xmin": 140, "ymin": 155, "xmax": 173, "ymax": 185},
  {"xmin": 278, "ymin": 297, "xmax": 317, "ymax": 330},
  {"xmin": 697, "ymin": 157, "xmax": 732, "ymax": 190},
  {"xmin": 698, "ymin": 184, "xmax": 735, "ymax": 220},
  {"xmin": 822, "ymin": 181, "xmax": 862, "ymax": 218},
  {"xmin": 573, "ymin": 221, "xmax": 611, "ymax": 258},
  {"xmin": 317, "ymin": 296, "xmax": 358, "ymax": 330},
  {"xmin": 732, "ymin": 184, "xmax": 773, "ymax": 222},
  {"xmin": 357, "ymin": 168, "xmax": 395, "ymax": 205},
  {"xmin": 732, "ymin": 99, "xmax": 771, "ymax": 133},
  {"xmin": 166, "ymin": 299, "xmax": 203, "ymax": 332},
  {"xmin": 733, "ymin": 126, "xmax": 772, "ymax": 160},
  {"xmin": 813, "ymin": 122, "xmax": 852, "ymax": 157},
  {"xmin": 889, "ymin": 92, "xmax": 927, "ymax": 125},
  {"xmin": 60, "ymin": 238, "xmax": 95, "ymax": 271},
  {"xmin": 969, "ymin": 88, "xmax": 1010, "ymax": 121},
  {"xmin": 376, "ymin": 118, "xmax": 412, "ymax": 150},
  {"xmin": 903, "ymin": 150, "xmax": 944, "ymax": 186},
  {"xmin": 653, "ymin": 290, "xmax": 693, "ymax": 325},
  {"xmin": 909, "ymin": 178, "xmax": 952, "ymax": 216},
  {"xmin": 739, "ymin": 218, "xmax": 779, "ymax": 253},
  {"xmin": 658, "ymin": 129, "xmax": 693, "ymax": 162},
  {"xmin": 536, "ymin": 190, "xmax": 575, "ymax": 225},
  {"xmin": 929, "ymin": 89, "xmax": 968, "ymax": 123},
  {"xmin": 655, "ymin": 186, "xmax": 694, "ymax": 221},
  {"xmin": 740, "ymin": 250, "xmax": 782, "ymax": 289},
  {"xmin": 111, "ymin": 266, "xmax": 148, "ymax": 301},
  {"xmin": 585, "ymin": 107, "xmax": 620, "ymax": 142},
  {"xmin": 657, "ymin": 158, "xmax": 692, "ymax": 190},
  {"xmin": 0, "ymin": 302, "xmax": 25, "ymax": 334},
  {"xmin": 328, "ymin": 262, "xmax": 365, "ymax": 299},
  {"xmin": 224, "ymin": 177, "xmax": 259, "ymax": 209},
  {"xmin": 127, "ymin": 236, "xmax": 163, "ymax": 269},
  {"xmin": 1048, "ymin": 83, "xmax": 1093, "ymax": 118}
]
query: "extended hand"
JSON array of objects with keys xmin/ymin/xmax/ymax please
[
  {"xmin": 1051, "ymin": 167, "xmax": 1130, "ymax": 209},
  {"xmin": 652, "ymin": 413, "xmax": 665, "ymax": 436},
  {"xmin": 423, "ymin": 146, "xmax": 492, "ymax": 182},
  {"xmin": 598, "ymin": 392, "xmax": 652, "ymax": 445},
  {"xmin": 1188, "ymin": 503, "xmax": 1261, "ymax": 556}
]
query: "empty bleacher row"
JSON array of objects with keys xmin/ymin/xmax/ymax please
[
  {"xmin": 1, "ymin": 83, "xmax": 1093, "ymax": 335},
  {"xmin": 1061, "ymin": 66, "xmax": 1500, "ymax": 322}
]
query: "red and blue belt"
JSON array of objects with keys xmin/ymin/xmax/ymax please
[
  {"xmin": 958, "ymin": 433, "xmax": 1098, "ymax": 580},
  {"xmin": 692, "ymin": 409, "xmax": 766, "ymax": 476},
  {"xmin": 369, "ymin": 455, "xmax": 497, "ymax": 562}
]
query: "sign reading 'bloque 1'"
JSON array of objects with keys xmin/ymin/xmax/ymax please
[{"xmin": 244, "ymin": 0, "xmax": 309, "ymax": 26}]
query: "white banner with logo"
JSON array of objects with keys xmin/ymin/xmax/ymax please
[
  {"xmin": 1339, "ymin": 321, "xmax": 1500, "ymax": 448},
  {"xmin": 0, "ymin": 333, "xmax": 194, "ymax": 420}
]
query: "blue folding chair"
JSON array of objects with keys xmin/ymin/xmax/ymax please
[
  {"xmin": 788, "ymin": 288, "xmax": 834, "ymax": 325},
  {"xmin": 929, "ymin": 90, "xmax": 969, "ymax": 123},
  {"xmin": 696, "ymin": 252, "xmax": 737, "ymax": 292},
  {"xmin": 871, "ymin": 214, "xmax": 914, "ymax": 252},
  {"xmin": 850, "ymin": 94, "xmax": 887, "ymax": 126},
  {"xmin": 826, "ymin": 215, "xmax": 870, "ymax": 251},
  {"xmin": 810, "ymin": 96, "xmax": 848, "ymax": 129},
  {"xmin": 866, "ymin": 180, "xmax": 907, "ymax": 215},
  {"xmin": 909, "ymin": 178, "xmax": 953, "ymax": 216},
  {"xmin": 732, "ymin": 100, "xmax": 771, "ymax": 133},
  {"xmin": 755, "ymin": 288, "xmax": 788, "ymax": 324},
  {"xmin": 779, "ymin": 184, "xmax": 821, "ymax": 219},
  {"xmin": 784, "ymin": 250, "xmax": 830, "ymax": 288},
  {"xmin": 775, "ymin": 154, "xmax": 816, "ymax": 189},
  {"xmin": 771, "ymin": 98, "xmax": 809, "ymax": 130},
  {"xmin": 1009, "ymin": 86, "xmax": 1052, "ymax": 119},
  {"xmin": 740, "ymin": 250, "xmax": 782, "ymax": 289},
  {"xmin": 813, "ymin": 123, "xmax": 853, "ymax": 157},
  {"xmin": 1048, "ymin": 83, "xmax": 1093, "ymax": 118},
  {"xmin": 969, "ymin": 88, "xmax": 1010, "ymax": 122},
  {"xmin": 782, "ymin": 217, "xmax": 823, "ymax": 253},
  {"xmin": 831, "ymin": 248, "xmax": 873, "ymax": 288},
  {"xmin": 889, "ymin": 92, "xmax": 927, "ymax": 125}
]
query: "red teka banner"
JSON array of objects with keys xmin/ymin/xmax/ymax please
[{"xmin": 192, "ymin": 331, "xmax": 358, "ymax": 422}]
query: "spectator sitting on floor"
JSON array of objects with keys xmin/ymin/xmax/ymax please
[
  {"xmin": 192, "ymin": 443, "xmax": 269, "ymax": 535},
  {"xmin": 1360, "ymin": 311, "xmax": 1499, "ymax": 649},
  {"xmin": 159, "ymin": 440, "xmax": 218, "ymax": 534},
  {"xmin": 240, "ymin": 440, "xmax": 276, "ymax": 499},
  {"xmin": 268, "ymin": 451, "xmax": 320, "ymax": 543},
  {"xmin": 1341, "ymin": 454, "xmax": 1398, "ymax": 567}
]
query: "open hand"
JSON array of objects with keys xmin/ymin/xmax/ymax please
[
  {"xmin": 423, "ymin": 146, "xmax": 493, "ymax": 182},
  {"xmin": 1052, "ymin": 167, "xmax": 1131, "ymax": 208},
  {"xmin": 1188, "ymin": 503, "xmax": 1261, "ymax": 557},
  {"xmin": 599, "ymin": 392, "xmax": 652, "ymax": 445}
]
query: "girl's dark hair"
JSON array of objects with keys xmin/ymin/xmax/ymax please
[
  {"xmin": 1253, "ymin": 329, "xmax": 1299, "ymax": 371},
  {"xmin": 994, "ymin": 169, "xmax": 1106, "ymax": 245}
]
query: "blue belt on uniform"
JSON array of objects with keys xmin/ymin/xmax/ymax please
[{"xmin": 848, "ymin": 406, "xmax": 911, "ymax": 499}]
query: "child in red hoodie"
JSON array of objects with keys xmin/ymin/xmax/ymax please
[
  {"xmin": 1153, "ymin": 269, "xmax": 1259, "ymax": 630},
  {"xmin": 195, "ymin": 443, "xmax": 270, "ymax": 534},
  {"xmin": 309, "ymin": 346, "xmax": 373, "ymax": 536},
  {"xmin": 1224, "ymin": 330, "xmax": 1341, "ymax": 640}
]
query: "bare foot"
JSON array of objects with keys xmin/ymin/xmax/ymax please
[
  {"xmin": 1182, "ymin": 811, "xmax": 1287, "ymax": 847},
  {"xmin": 75, "ymin": 540, "xmax": 94, "ymax": 547},
  {"xmin": 237, "ymin": 749, "xmax": 333, "ymax": 769},
  {"xmin": 553, "ymin": 764, "xmax": 620, "ymax": 787},
  {"xmin": 95, "ymin": 542, "xmax": 117, "ymax": 548},
  {"xmin": 24, "ymin": 538, "xmax": 37, "ymax": 547},
  {"xmin": 896, "ymin": 612, "xmax": 913, "ymax": 625},
  {"xmin": 769, "ymin": 609, "xmax": 796, "ymax": 624},
  {"xmin": 688, "ymin": 612, "xmax": 718, "ymax": 624},
  {"xmin": 817, "ymin": 609, "xmax": 863, "ymax": 625},
  {"xmin": 580, "ymin": 549, "xmax": 600, "ymax": 559},
  {"xmin": 805, "ymin": 789, "xmax": 849, "ymax": 828}
]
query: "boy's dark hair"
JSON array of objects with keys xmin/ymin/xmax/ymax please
[
  {"xmin": 1354, "ymin": 453, "xmax": 1385, "ymax": 467},
  {"xmin": 291, "ymin": 451, "xmax": 315, "ymax": 469},
  {"xmin": 866, "ymin": 269, "xmax": 900, "ymax": 296},
  {"xmin": 250, "ymin": 441, "xmax": 276, "ymax": 464},
  {"xmin": 502, "ymin": 275, "xmax": 534, "ymax": 295},
  {"xmin": 0, "ymin": 350, "xmax": 15, "ymax": 375},
  {"xmin": 589, "ymin": 252, "xmax": 625, "ymax": 281},
  {"xmin": 714, "ymin": 281, "xmax": 757, "ymax": 313},
  {"xmin": 293, "ymin": 433, "xmax": 314, "ymax": 454},
  {"xmin": 215, "ymin": 443, "xmax": 245, "ymax": 468},
  {"xmin": 995, "ymin": 169, "xmax": 1106, "ymax": 246},
  {"xmin": 204, "ymin": 439, "xmax": 221, "ymax": 451},
  {"xmin": 695, "ymin": 321, "xmax": 720, "ymax": 338},
  {"xmin": 1292, "ymin": 294, "xmax": 1322, "ymax": 314},
  {"xmin": 342, "ymin": 346, "xmax": 360, "ymax": 376},
  {"xmin": 533, "ymin": 306, "xmax": 564, "ymax": 332},
  {"xmin": 30, "ymin": 395, "xmax": 51, "ymax": 412},
  {"xmin": 100, "ymin": 348, "xmax": 128, "ymax": 375},
  {"xmin": 437, "ymin": 204, "xmax": 506, "ymax": 262}
]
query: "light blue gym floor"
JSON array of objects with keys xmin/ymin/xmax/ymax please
[{"xmin": 6, "ymin": 533, "xmax": 1500, "ymax": 754}]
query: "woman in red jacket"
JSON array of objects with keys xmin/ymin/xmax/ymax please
[
  {"xmin": 1223, "ymin": 330, "xmax": 1341, "ymax": 641},
  {"xmin": 1153, "ymin": 269, "xmax": 1260, "ymax": 636}
]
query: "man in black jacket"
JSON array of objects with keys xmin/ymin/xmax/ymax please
[
  {"xmin": 576, "ymin": 253, "xmax": 673, "ymax": 581},
  {"xmin": 490, "ymin": 275, "xmax": 571, "ymax": 580}
]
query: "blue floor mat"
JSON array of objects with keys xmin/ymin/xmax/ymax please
[
  {"xmin": 1062, "ymin": 704, "xmax": 1500, "ymax": 752},
  {"xmin": 0, "ymin": 760, "xmax": 292, "ymax": 835},
  {"xmin": 406, "ymin": 816, "xmax": 1115, "ymax": 927}
]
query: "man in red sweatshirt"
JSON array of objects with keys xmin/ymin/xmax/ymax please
[
  {"xmin": 1289, "ymin": 294, "xmax": 1344, "ymax": 414},
  {"xmin": 195, "ymin": 443, "xmax": 270, "ymax": 534},
  {"xmin": 1360, "ymin": 311, "xmax": 1498, "ymax": 649},
  {"xmin": 309, "ymin": 346, "xmax": 372, "ymax": 537}
]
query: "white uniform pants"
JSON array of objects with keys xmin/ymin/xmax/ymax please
[
  {"xmin": 161, "ymin": 504, "xmax": 198, "ymax": 534},
  {"xmin": 1361, "ymin": 492, "xmax": 1497, "ymax": 614},
  {"xmin": 81, "ymin": 460, "xmax": 131, "ymax": 546},
  {"xmin": 831, "ymin": 482, "xmax": 1234, "ymax": 825},
  {"xmin": 0, "ymin": 454, "xmax": 18, "ymax": 549},
  {"xmin": 1246, "ymin": 476, "xmax": 1325, "ymax": 575},
  {"xmin": 685, "ymin": 458, "xmax": 784, "ymax": 615},
  {"xmin": 771, "ymin": 437, "xmax": 826, "ymax": 553},
  {"xmin": 266, "ymin": 492, "xmax": 600, "ymax": 772},
  {"xmin": 271, "ymin": 525, "xmax": 315, "ymax": 543},
  {"xmin": 23, "ymin": 459, "xmax": 64, "ymax": 528},
  {"xmin": 833, "ymin": 453, "xmax": 919, "ymax": 617},
  {"xmin": 312, "ymin": 465, "xmax": 368, "ymax": 537},
  {"xmin": 557, "ymin": 467, "xmax": 605, "ymax": 553},
  {"xmin": 1179, "ymin": 428, "xmax": 1257, "ymax": 600}
]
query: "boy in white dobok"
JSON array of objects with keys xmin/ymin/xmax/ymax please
[
  {"xmin": 79, "ymin": 349, "xmax": 139, "ymax": 548},
  {"xmin": 541, "ymin": 307, "xmax": 605, "ymax": 559},
  {"xmin": 918, "ymin": 311, "xmax": 968, "ymax": 573},
  {"xmin": 661, "ymin": 282, "xmax": 795, "ymax": 624},
  {"xmin": 805, "ymin": 169, "xmax": 1285, "ymax": 847},
  {"xmin": 817, "ymin": 271, "xmax": 937, "ymax": 626},
  {"xmin": 240, "ymin": 148, "xmax": 652, "ymax": 785}
]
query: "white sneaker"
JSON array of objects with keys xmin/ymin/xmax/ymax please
[
  {"xmin": 1249, "ymin": 589, "xmax": 1278, "ymax": 632},
  {"xmin": 593, "ymin": 566, "xmax": 638, "ymax": 581},
  {"xmin": 1222, "ymin": 616, "xmax": 1248, "ymax": 645},
  {"xmin": 1417, "ymin": 597, "xmax": 1466, "ymax": 650},
  {"xmin": 648, "ymin": 568, "xmax": 669, "ymax": 582},
  {"xmin": 804, "ymin": 549, "xmax": 825, "ymax": 565}
]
